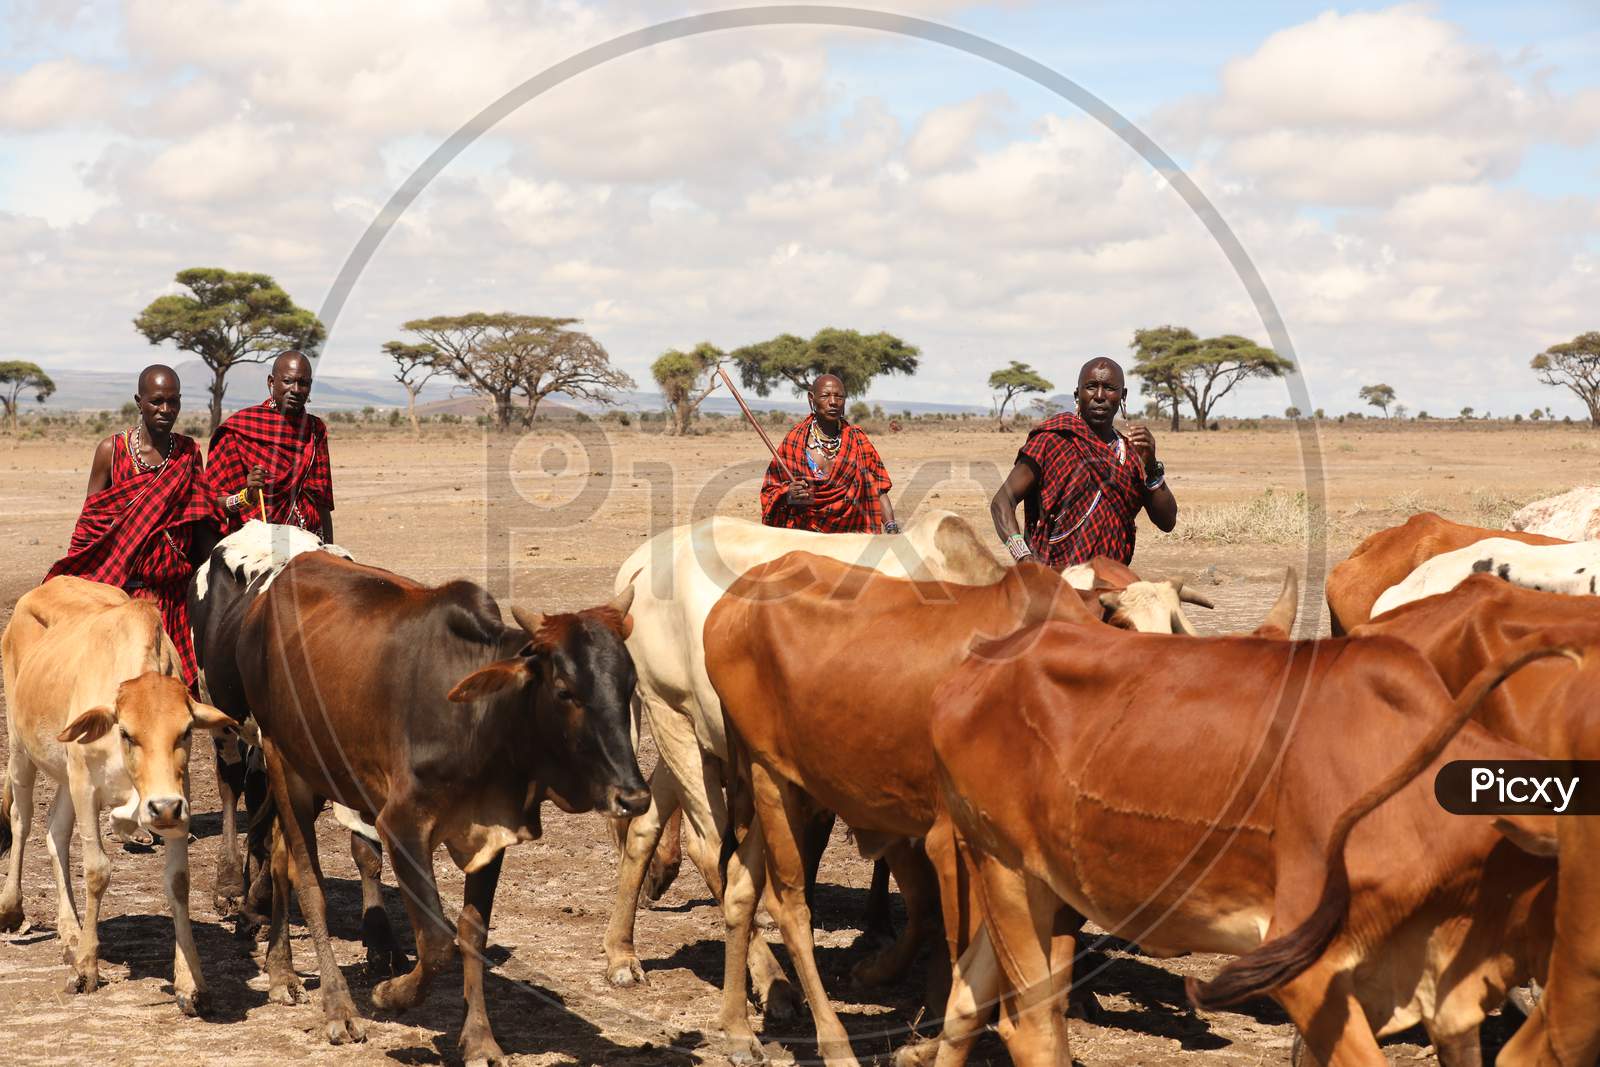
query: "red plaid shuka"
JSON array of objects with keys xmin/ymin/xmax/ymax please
[
  {"xmin": 760, "ymin": 416, "xmax": 892, "ymax": 533},
  {"xmin": 205, "ymin": 399, "xmax": 334, "ymax": 535},
  {"xmin": 45, "ymin": 431, "xmax": 215, "ymax": 686},
  {"xmin": 1017, "ymin": 412, "xmax": 1146, "ymax": 569}
]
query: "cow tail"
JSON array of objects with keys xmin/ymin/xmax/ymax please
[
  {"xmin": 1187, "ymin": 639, "xmax": 1580, "ymax": 1009},
  {"xmin": 716, "ymin": 708, "xmax": 752, "ymax": 889},
  {"xmin": 0, "ymin": 774, "xmax": 12, "ymax": 859}
]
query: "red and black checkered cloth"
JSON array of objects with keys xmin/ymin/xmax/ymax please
[
  {"xmin": 205, "ymin": 400, "xmax": 334, "ymax": 535},
  {"xmin": 760, "ymin": 416, "xmax": 892, "ymax": 533},
  {"xmin": 45, "ymin": 431, "xmax": 215, "ymax": 686},
  {"xmin": 1017, "ymin": 412, "xmax": 1146, "ymax": 569}
]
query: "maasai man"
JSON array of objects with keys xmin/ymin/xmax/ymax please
[
  {"xmin": 45, "ymin": 365, "xmax": 217, "ymax": 687},
  {"xmin": 205, "ymin": 350, "xmax": 333, "ymax": 540},
  {"xmin": 990, "ymin": 356, "xmax": 1177, "ymax": 568},
  {"xmin": 759, "ymin": 373, "xmax": 899, "ymax": 533}
]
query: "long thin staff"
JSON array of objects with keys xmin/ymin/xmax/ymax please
[{"xmin": 716, "ymin": 365, "xmax": 802, "ymax": 480}]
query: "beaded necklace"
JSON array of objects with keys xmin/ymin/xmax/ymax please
[{"xmin": 125, "ymin": 425, "xmax": 171, "ymax": 475}]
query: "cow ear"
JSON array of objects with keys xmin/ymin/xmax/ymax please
[
  {"xmin": 58, "ymin": 706, "xmax": 115, "ymax": 745},
  {"xmin": 1097, "ymin": 592, "xmax": 1122, "ymax": 611},
  {"xmin": 190, "ymin": 701, "xmax": 240, "ymax": 734},
  {"xmin": 448, "ymin": 659, "xmax": 532, "ymax": 703},
  {"xmin": 618, "ymin": 613, "xmax": 634, "ymax": 640},
  {"xmin": 1493, "ymin": 814, "xmax": 1559, "ymax": 857}
]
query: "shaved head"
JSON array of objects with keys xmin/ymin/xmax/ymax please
[
  {"xmin": 272, "ymin": 350, "xmax": 313, "ymax": 378},
  {"xmin": 1077, "ymin": 357, "xmax": 1123, "ymax": 389},
  {"xmin": 811, "ymin": 373, "xmax": 845, "ymax": 397},
  {"xmin": 268, "ymin": 349, "xmax": 315, "ymax": 415},
  {"xmin": 137, "ymin": 364, "xmax": 179, "ymax": 395}
]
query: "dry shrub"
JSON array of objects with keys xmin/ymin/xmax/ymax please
[{"xmin": 1161, "ymin": 488, "xmax": 1312, "ymax": 545}]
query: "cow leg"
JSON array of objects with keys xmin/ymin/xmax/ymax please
[
  {"xmin": 262, "ymin": 744, "xmax": 364, "ymax": 1043},
  {"xmin": 44, "ymin": 788, "xmax": 81, "ymax": 956},
  {"xmin": 263, "ymin": 824, "xmax": 304, "ymax": 1005},
  {"xmin": 212, "ymin": 735, "xmax": 246, "ymax": 914},
  {"xmin": 458, "ymin": 849, "xmax": 507, "ymax": 1067},
  {"xmin": 853, "ymin": 839, "xmax": 940, "ymax": 995},
  {"xmin": 1273, "ymin": 965, "xmax": 1386, "ymax": 1067},
  {"xmin": 66, "ymin": 783, "xmax": 109, "ymax": 995},
  {"xmin": 864, "ymin": 859, "xmax": 893, "ymax": 944},
  {"xmin": 604, "ymin": 759, "xmax": 679, "ymax": 986},
  {"xmin": 1425, "ymin": 1028, "xmax": 1481, "ymax": 1067},
  {"xmin": 644, "ymin": 806, "xmax": 684, "ymax": 903},
  {"xmin": 717, "ymin": 800, "xmax": 767, "ymax": 1064},
  {"xmin": 370, "ymin": 808, "xmax": 454, "ymax": 1016},
  {"xmin": 0, "ymin": 748, "xmax": 36, "ymax": 931},
  {"xmin": 750, "ymin": 765, "xmax": 861, "ymax": 1067},
  {"xmin": 892, "ymin": 917, "xmax": 1003, "ymax": 1067},
  {"xmin": 974, "ymin": 858, "xmax": 1068, "ymax": 1067},
  {"xmin": 801, "ymin": 809, "xmax": 833, "ymax": 912},
  {"xmin": 163, "ymin": 827, "xmax": 206, "ymax": 1015},
  {"xmin": 237, "ymin": 750, "xmax": 274, "ymax": 939},
  {"xmin": 350, "ymin": 830, "xmax": 406, "ymax": 976}
]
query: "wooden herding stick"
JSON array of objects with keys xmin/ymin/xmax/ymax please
[{"xmin": 716, "ymin": 365, "xmax": 802, "ymax": 480}]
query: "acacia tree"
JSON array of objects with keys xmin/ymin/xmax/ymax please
[
  {"xmin": 402, "ymin": 312, "xmax": 633, "ymax": 430},
  {"xmin": 1532, "ymin": 331, "xmax": 1600, "ymax": 427},
  {"xmin": 133, "ymin": 268, "xmax": 325, "ymax": 434},
  {"xmin": 988, "ymin": 361, "xmax": 1053, "ymax": 425},
  {"xmin": 0, "ymin": 361, "xmax": 54, "ymax": 432},
  {"xmin": 383, "ymin": 340, "xmax": 443, "ymax": 438},
  {"xmin": 1135, "ymin": 331, "xmax": 1293, "ymax": 431},
  {"xmin": 652, "ymin": 342, "xmax": 723, "ymax": 435},
  {"xmin": 1129, "ymin": 325, "xmax": 1198, "ymax": 432},
  {"xmin": 1359, "ymin": 383, "xmax": 1397, "ymax": 417},
  {"xmin": 730, "ymin": 327, "xmax": 919, "ymax": 397}
]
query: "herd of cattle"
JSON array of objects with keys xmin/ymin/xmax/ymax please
[{"xmin": 3, "ymin": 508, "xmax": 1600, "ymax": 1067}]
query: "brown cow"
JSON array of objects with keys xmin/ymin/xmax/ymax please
[
  {"xmin": 911, "ymin": 621, "xmax": 1570, "ymax": 1067},
  {"xmin": 1354, "ymin": 578, "xmax": 1600, "ymax": 1066},
  {"xmin": 1, "ymin": 577, "xmax": 237, "ymax": 1013},
  {"xmin": 238, "ymin": 552, "xmax": 649, "ymax": 1060},
  {"xmin": 1325, "ymin": 512, "xmax": 1563, "ymax": 634},
  {"xmin": 701, "ymin": 556, "xmax": 1291, "ymax": 1066}
]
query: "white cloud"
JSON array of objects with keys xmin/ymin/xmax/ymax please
[{"xmin": 0, "ymin": 58, "xmax": 121, "ymax": 130}]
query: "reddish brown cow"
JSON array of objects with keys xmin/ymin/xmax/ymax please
[
  {"xmin": 1326, "ymin": 512, "xmax": 1563, "ymax": 634},
  {"xmin": 1355, "ymin": 577, "xmax": 1600, "ymax": 1066},
  {"xmin": 912, "ymin": 621, "xmax": 1570, "ymax": 1067}
]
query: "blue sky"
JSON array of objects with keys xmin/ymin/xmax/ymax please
[{"xmin": 1, "ymin": 0, "xmax": 1597, "ymax": 420}]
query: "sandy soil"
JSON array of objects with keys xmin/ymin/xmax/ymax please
[{"xmin": 2, "ymin": 420, "xmax": 1587, "ymax": 1065}]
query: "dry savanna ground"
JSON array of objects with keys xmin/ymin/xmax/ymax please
[{"xmin": 2, "ymin": 420, "xmax": 1596, "ymax": 1066}]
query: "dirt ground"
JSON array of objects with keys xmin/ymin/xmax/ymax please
[{"xmin": 1, "ymin": 420, "xmax": 1590, "ymax": 1066}]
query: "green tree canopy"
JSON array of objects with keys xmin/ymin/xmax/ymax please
[
  {"xmin": 652, "ymin": 342, "xmax": 724, "ymax": 435},
  {"xmin": 402, "ymin": 312, "xmax": 633, "ymax": 430},
  {"xmin": 1129, "ymin": 325, "xmax": 1199, "ymax": 431},
  {"xmin": 1359, "ymin": 383, "xmax": 1397, "ymax": 417},
  {"xmin": 133, "ymin": 267, "xmax": 326, "ymax": 435},
  {"xmin": 1531, "ymin": 330, "xmax": 1600, "ymax": 427},
  {"xmin": 383, "ymin": 340, "xmax": 445, "ymax": 438},
  {"xmin": 987, "ymin": 361, "xmax": 1054, "ymax": 425},
  {"xmin": 729, "ymin": 327, "xmax": 918, "ymax": 398},
  {"xmin": 0, "ymin": 360, "xmax": 54, "ymax": 432},
  {"xmin": 1132, "ymin": 329, "xmax": 1292, "ymax": 431}
]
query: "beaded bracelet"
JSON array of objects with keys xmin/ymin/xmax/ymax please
[{"xmin": 1005, "ymin": 534, "xmax": 1032, "ymax": 562}]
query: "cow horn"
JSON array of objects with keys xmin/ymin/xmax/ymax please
[
  {"xmin": 1254, "ymin": 568, "xmax": 1299, "ymax": 637},
  {"xmin": 510, "ymin": 606, "xmax": 547, "ymax": 638},
  {"xmin": 1176, "ymin": 582, "xmax": 1215, "ymax": 609},
  {"xmin": 1173, "ymin": 604, "xmax": 1202, "ymax": 636},
  {"xmin": 609, "ymin": 584, "xmax": 636, "ymax": 617}
]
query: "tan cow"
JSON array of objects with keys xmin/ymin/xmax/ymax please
[{"xmin": 0, "ymin": 576, "xmax": 237, "ymax": 1013}]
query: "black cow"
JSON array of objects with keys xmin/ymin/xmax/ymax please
[
  {"xmin": 238, "ymin": 550, "xmax": 649, "ymax": 1058},
  {"xmin": 188, "ymin": 523, "xmax": 405, "ymax": 974}
]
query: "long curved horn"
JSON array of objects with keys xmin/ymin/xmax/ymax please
[
  {"xmin": 1254, "ymin": 568, "xmax": 1299, "ymax": 637},
  {"xmin": 1172, "ymin": 604, "xmax": 1202, "ymax": 636},
  {"xmin": 510, "ymin": 605, "xmax": 548, "ymax": 638},
  {"xmin": 609, "ymin": 584, "xmax": 636, "ymax": 617},
  {"xmin": 1178, "ymin": 585, "xmax": 1215, "ymax": 609}
]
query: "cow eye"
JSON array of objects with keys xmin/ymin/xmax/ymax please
[
  {"xmin": 556, "ymin": 686, "xmax": 574, "ymax": 702},
  {"xmin": 120, "ymin": 728, "xmax": 138, "ymax": 749}
]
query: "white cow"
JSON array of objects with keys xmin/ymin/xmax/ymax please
[
  {"xmin": 602, "ymin": 510, "xmax": 1207, "ymax": 1010},
  {"xmin": 1371, "ymin": 536, "xmax": 1600, "ymax": 618},
  {"xmin": 1, "ymin": 577, "xmax": 238, "ymax": 1014}
]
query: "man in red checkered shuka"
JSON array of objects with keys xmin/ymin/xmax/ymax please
[
  {"xmin": 204, "ymin": 350, "xmax": 334, "ymax": 542},
  {"xmin": 760, "ymin": 373, "xmax": 900, "ymax": 534},
  {"xmin": 990, "ymin": 357, "xmax": 1178, "ymax": 570},
  {"xmin": 45, "ymin": 365, "xmax": 218, "ymax": 688}
]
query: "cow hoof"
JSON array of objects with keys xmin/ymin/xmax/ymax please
[
  {"xmin": 642, "ymin": 860, "xmax": 681, "ymax": 904},
  {"xmin": 850, "ymin": 949, "xmax": 902, "ymax": 988},
  {"xmin": 213, "ymin": 890, "xmax": 242, "ymax": 917},
  {"xmin": 365, "ymin": 947, "xmax": 408, "ymax": 978},
  {"xmin": 1508, "ymin": 982, "xmax": 1542, "ymax": 1017},
  {"xmin": 268, "ymin": 977, "xmax": 305, "ymax": 1005},
  {"xmin": 759, "ymin": 979, "xmax": 803, "ymax": 1023},
  {"xmin": 65, "ymin": 968, "xmax": 99, "ymax": 995},
  {"xmin": 721, "ymin": 1036, "xmax": 766, "ymax": 1065},
  {"xmin": 890, "ymin": 1038, "xmax": 940, "ymax": 1067},
  {"xmin": 176, "ymin": 988, "xmax": 204, "ymax": 1017},
  {"xmin": 371, "ymin": 976, "xmax": 421, "ymax": 1012},
  {"xmin": 461, "ymin": 1034, "xmax": 508, "ymax": 1067},
  {"xmin": 326, "ymin": 1017, "xmax": 367, "ymax": 1045},
  {"xmin": 0, "ymin": 905, "xmax": 23, "ymax": 932},
  {"xmin": 607, "ymin": 956, "xmax": 646, "ymax": 988}
]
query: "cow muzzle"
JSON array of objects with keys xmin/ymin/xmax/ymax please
[
  {"xmin": 605, "ymin": 785, "xmax": 651, "ymax": 819},
  {"xmin": 144, "ymin": 796, "xmax": 188, "ymax": 834}
]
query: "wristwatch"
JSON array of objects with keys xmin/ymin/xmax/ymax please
[{"xmin": 1144, "ymin": 459, "xmax": 1165, "ymax": 490}]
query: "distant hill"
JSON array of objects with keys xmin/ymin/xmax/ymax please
[{"xmin": 21, "ymin": 361, "xmax": 989, "ymax": 417}]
